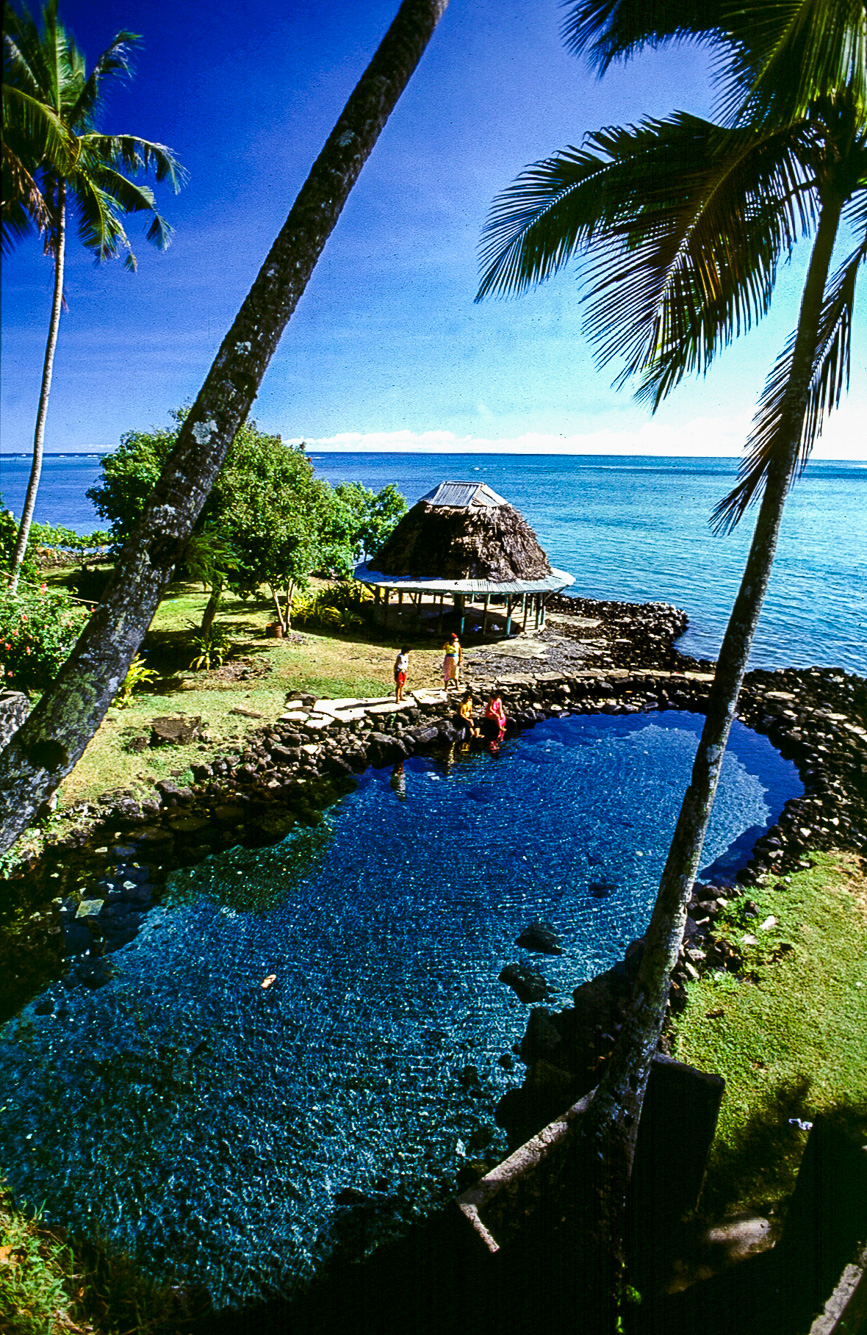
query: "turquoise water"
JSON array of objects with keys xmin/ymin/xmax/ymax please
[
  {"xmin": 1, "ymin": 451, "xmax": 864, "ymax": 673},
  {"xmin": 0, "ymin": 712, "xmax": 800, "ymax": 1308}
]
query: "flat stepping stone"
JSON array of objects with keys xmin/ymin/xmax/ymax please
[
  {"xmin": 76, "ymin": 899, "xmax": 104, "ymax": 919},
  {"xmin": 278, "ymin": 711, "xmax": 309, "ymax": 723}
]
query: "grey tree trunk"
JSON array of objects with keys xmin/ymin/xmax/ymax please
[
  {"xmin": 0, "ymin": 0, "xmax": 449, "ymax": 852},
  {"xmin": 575, "ymin": 186, "xmax": 846, "ymax": 1310},
  {"xmin": 8, "ymin": 183, "xmax": 67, "ymax": 594}
]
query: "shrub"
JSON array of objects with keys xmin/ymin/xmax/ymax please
[
  {"xmin": 0, "ymin": 585, "xmax": 91, "ymax": 694},
  {"xmin": 0, "ymin": 501, "xmax": 39, "ymax": 586},
  {"xmin": 290, "ymin": 581, "xmax": 372, "ymax": 632},
  {"xmin": 188, "ymin": 624, "xmax": 232, "ymax": 672},
  {"xmin": 114, "ymin": 653, "xmax": 158, "ymax": 706}
]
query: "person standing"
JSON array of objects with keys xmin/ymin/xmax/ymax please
[
  {"xmin": 394, "ymin": 644, "xmax": 410, "ymax": 702},
  {"xmin": 442, "ymin": 631, "xmax": 462, "ymax": 690}
]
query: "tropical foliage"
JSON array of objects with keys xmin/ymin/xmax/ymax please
[
  {"xmin": 1, "ymin": 0, "xmax": 184, "ymax": 590},
  {"xmin": 0, "ymin": 583, "xmax": 90, "ymax": 693},
  {"xmin": 0, "ymin": 0, "xmax": 447, "ymax": 855},
  {"xmin": 113, "ymin": 652, "xmax": 158, "ymax": 705},
  {"xmin": 290, "ymin": 581, "xmax": 373, "ymax": 632},
  {"xmin": 89, "ymin": 414, "xmax": 407, "ymax": 632}
]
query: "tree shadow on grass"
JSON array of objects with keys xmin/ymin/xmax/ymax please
[{"xmin": 700, "ymin": 1076, "xmax": 815, "ymax": 1222}]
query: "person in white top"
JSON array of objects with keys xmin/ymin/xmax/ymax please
[{"xmin": 393, "ymin": 644, "xmax": 411, "ymax": 702}]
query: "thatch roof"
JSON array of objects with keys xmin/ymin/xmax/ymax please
[{"xmin": 370, "ymin": 480, "xmax": 554, "ymax": 582}]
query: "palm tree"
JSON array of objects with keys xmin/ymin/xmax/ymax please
[
  {"xmin": 477, "ymin": 0, "xmax": 867, "ymax": 1312},
  {"xmin": 1, "ymin": 0, "xmax": 185, "ymax": 592},
  {"xmin": 0, "ymin": 0, "xmax": 449, "ymax": 850}
]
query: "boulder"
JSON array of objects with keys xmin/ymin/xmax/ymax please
[
  {"xmin": 150, "ymin": 715, "xmax": 202, "ymax": 746},
  {"xmin": 499, "ymin": 963, "xmax": 553, "ymax": 1004},
  {"xmin": 366, "ymin": 731, "xmax": 408, "ymax": 768},
  {"xmin": 516, "ymin": 920, "xmax": 563, "ymax": 955}
]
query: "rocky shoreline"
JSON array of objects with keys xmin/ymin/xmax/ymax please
[{"xmin": 1, "ymin": 596, "xmax": 865, "ymax": 1049}]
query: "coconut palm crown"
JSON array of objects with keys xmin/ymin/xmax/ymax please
[
  {"xmin": 478, "ymin": 4, "xmax": 867, "ymax": 531},
  {"xmin": 2, "ymin": 0, "xmax": 185, "ymax": 589}
]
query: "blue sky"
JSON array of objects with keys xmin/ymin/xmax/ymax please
[{"xmin": 2, "ymin": 0, "xmax": 865, "ymax": 458}]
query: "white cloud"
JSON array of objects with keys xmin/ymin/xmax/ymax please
[{"xmin": 293, "ymin": 409, "xmax": 866, "ymax": 459}]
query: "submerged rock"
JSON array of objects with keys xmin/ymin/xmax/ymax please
[
  {"xmin": 516, "ymin": 920, "xmax": 563, "ymax": 954},
  {"xmin": 499, "ymin": 963, "xmax": 553, "ymax": 1003}
]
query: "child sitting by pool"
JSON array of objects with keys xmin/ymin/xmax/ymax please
[{"xmin": 454, "ymin": 690, "xmax": 480, "ymax": 740}]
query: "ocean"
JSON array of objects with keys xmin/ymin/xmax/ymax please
[{"xmin": 1, "ymin": 451, "xmax": 864, "ymax": 675}]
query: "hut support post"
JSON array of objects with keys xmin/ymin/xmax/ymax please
[
  {"xmin": 454, "ymin": 592, "xmax": 465, "ymax": 635},
  {"xmin": 482, "ymin": 593, "xmax": 490, "ymax": 635},
  {"xmin": 505, "ymin": 595, "xmax": 513, "ymax": 637},
  {"xmin": 521, "ymin": 593, "xmax": 528, "ymax": 631},
  {"xmin": 438, "ymin": 594, "xmax": 444, "ymax": 629}
]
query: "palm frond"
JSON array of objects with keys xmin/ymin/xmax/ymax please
[
  {"xmin": 720, "ymin": 0, "xmax": 867, "ymax": 127},
  {"xmin": 69, "ymin": 30, "xmax": 140, "ymax": 128},
  {"xmin": 69, "ymin": 173, "xmax": 134, "ymax": 265},
  {"xmin": 478, "ymin": 113, "xmax": 817, "ymax": 405},
  {"xmin": 561, "ymin": 0, "xmax": 727, "ymax": 71},
  {"xmin": 711, "ymin": 231, "xmax": 867, "ymax": 532},
  {"xmin": 82, "ymin": 133, "xmax": 187, "ymax": 190},
  {"xmin": 0, "ymin": 140, "xmax": 49, "ymax": 248},
  {"xmin": 1, "ymin": 84, "xmax": 75, "ymax": 172}
]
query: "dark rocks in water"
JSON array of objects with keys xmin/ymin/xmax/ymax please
[
  {"xmin": 408, "ymin": 725, "xmax": 439, "ymax": 745},
  {"xmin": 516, "ymin": 920, "xmax": 563, "ymax": 954},
  {"xmin": 334, "ymin": 1187, "xmax": 370, "ymax": 1206},
  {"xmin": 499, "ymin": 963, "xmax": 553, "ymax": 1004},
  {"xmin": 589, "ymin": 880, "xmax": 617, "ymax": 898},
  {"xmin": 63, "ymin": 921, "xmax": 92, "ymax": 954},
  {"xmin": 324, "ymin": 754, "xmax": 354, "ymax": 778},
  {"xmin": 150, "ymin": 715, "xmax": 201, "ymax": 746},
  {"xmin": 468, "ymin": 1124, "xmax": 495, "ymax": 1152},
  {"xmin": 366, "ymin": 731, "xmax": 407, "ymax": 768}
]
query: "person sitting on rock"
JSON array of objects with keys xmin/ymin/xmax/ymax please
[
  {"xmin": 454, "ymin": 690, "xmax": 480, "ymax": 741},
  {"xmin": 483, "ymin": 691, "xmax": 508, "ymax": 745}
]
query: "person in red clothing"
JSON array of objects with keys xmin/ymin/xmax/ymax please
[
  {"xmin": 393, "ymin": 644, "xmax": 410, "ymax": 702},
  {"xmin": 484, "ymin": 692, "xmax": 508, "ymax": 746}
]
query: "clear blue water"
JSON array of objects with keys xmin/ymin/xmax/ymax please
[
  {"xmin": 0, "ymin": 712, "xmax": 801, "ymax": 1308},
  {"xmin": 1, "ymin": 451, "xmax": 864, "ymax": 674}
]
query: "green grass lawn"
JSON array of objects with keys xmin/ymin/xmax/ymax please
[
  {"xmin": 31, "ymin": 576, "xmax": 448, "ymax": 820},
  {"xmin": 671, "ymin": 852, "xmax": 867, "ymax": 1220}
]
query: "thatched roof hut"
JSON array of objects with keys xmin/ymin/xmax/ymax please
[
  {"xmin": 355, "ymin": 480, "xmax": 573, "ymax": 637},
  {"xmin": 371, "ymin": 481, "xmax": 553, "ymax": 581}
]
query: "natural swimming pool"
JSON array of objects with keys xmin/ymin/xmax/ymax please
[{"xmin": 0, "ymin": 711, "xmax": 801, "ymax": 1308}]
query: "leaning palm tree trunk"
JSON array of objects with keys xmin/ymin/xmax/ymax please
[
  {"xmin": 0, "ymin": 0, "xmax": 449, "ymax": 852},
  {"xmin": 7, "ymin": 183, "xmax": 66, "ymax": 594},
  {"xmin": 575, "ymin": 186, "xmax": 846, "ymax": 1309}
]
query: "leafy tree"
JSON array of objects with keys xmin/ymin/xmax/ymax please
[
  {"xmin": 0, "ymin": 0, "xmax": 449, "ymax": 851},
  {"xmin": 478, "ymin": 0, "xmax": 867, "ymax": 1315},
  {"xmin": 327, "ymin": 481, "xmax": 408, "ymax": 574},
  {"xmin": 86, "ymin": 416, "xmax": 180, "ymax": 546},
  {"xmin": 211, "ymin": 433, "xmax": 335, "ymax": 633},
  {"xmin": 89, "ymin": 417, "xmax": 407, "ymax": 630},
  {"xmin": 1, "ymin": 0, "xmax": 184, "ymax": 591},
  {"xmin": 0, "ymin": 501, "xmax": 39, "ymax": 587}
]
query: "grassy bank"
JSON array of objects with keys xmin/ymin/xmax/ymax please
[
  {"xmin": 0, "ymin": 1182, "xmax": 208, "ymax": 1335},
  {"xmin": 33, "ymin": 578, "xmax": 448, "ymax": 827},
  {"xmin": 671, "ymin": 851, "xmax": 867, "ymax": 1221}
]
